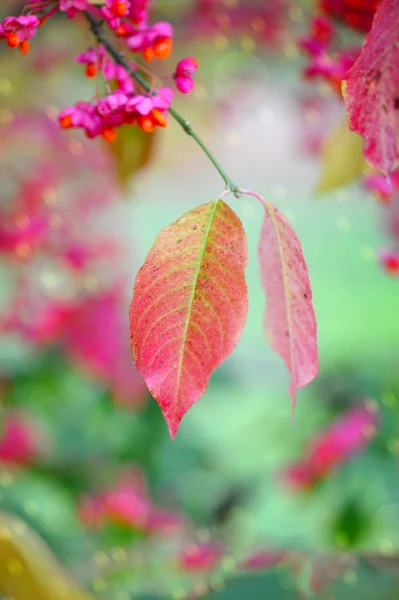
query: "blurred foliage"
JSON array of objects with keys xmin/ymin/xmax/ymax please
[{"xmin": 316, "ymin": 118, "xmax": 365, "ymax": 194}]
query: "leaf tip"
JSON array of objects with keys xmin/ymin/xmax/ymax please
[{"xmin": 164, "ymin": 412, "xmax": 182, "ymax": 439}]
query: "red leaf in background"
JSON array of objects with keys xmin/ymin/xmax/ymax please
[
  {"xmin": 130, "ymin": 199, "xmax": 248, "ymax": 438},
  {"xmin": 254, "ymin": 195, "xmax": 318, "ymax": 411},
  {"xmin": 178, "ymin": 541, "xmax": 223, "ymax": 572},
  {"xmin": 240, "ymin": 549, "xmax": 286, "ymax": 571},
  {"xmin": 64, "ymin": 288, "xmax": 146, "ymax": 407},
  {"xmin": 281, "ymin": 404, "xmax": 378, "ymax": 490},
  {"xmin": 321, "ymin": 0, "xmax": 382, "ymax": 32},
  {"xmin": 0, "ymin": 413, "xmax": 44, "ymax": 466},
  {"xmin": 78, "ymin": 467, "xmax": 186, "ymax": 535},
  {"xmin": 342, "ymin": 0, "xmax": 399, "ymax": 175}
]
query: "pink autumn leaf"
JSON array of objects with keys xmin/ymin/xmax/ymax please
[
  {"xmin": 281, "ymin": 404, "xmax": 378, "ymax": 490},
  {"xmin": 130, "ymin": 199, "xmax": 248, "ymax": 438},
  {"xmin": 240, "ymin": 549, "xmax": 286, "ymax": 571},
  {"xmin": 178, "ymin": 541, "xmax": 223, "ymax": 571},
  {"xmin": 342, "ymin": 0, "xmax": 399, "ymax": 175},
  {"xmin": 247, "ymin": 191, "xmax": 318, "ymax": 412}
]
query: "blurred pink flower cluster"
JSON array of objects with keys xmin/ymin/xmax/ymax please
[
  {"xmin": 0, "ymin": 412, "xmax": 44, "ymax": 465},
  {"xmin": 79, "ymin": 467, "xmax": 186, "ymax": 534},
  {"xmin": 1, "ymin": 1, "xmax": 199, "ymax": 143},
  {"xmin": 281, "ymin": 404, "xmax": 378, "ymax": 490},
  {"xmin": 0, "ymin": 113, "xmax": 146, "ymax": 407},
  {"xmin": 186, "ymin": 0, "xmax": 287, "ymax": 47},
  {"xmin": 299, "ymin": 15, "xmax": 360, "ymax": 95},
  {"xmin": 363, "ymin": 170, "xmax": 399, "ymax": 276}
]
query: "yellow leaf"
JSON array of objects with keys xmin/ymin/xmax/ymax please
[
  {"xmin": 106, "ymin": 124, "xmax": 156, "ymax": 189},
  {"xmin": 316, "ymin": 117, "xmax": 365, "ymax": 194},
  {"xmin": 0, "ymin": 511, "xmax": 95, "ymax": 600}
]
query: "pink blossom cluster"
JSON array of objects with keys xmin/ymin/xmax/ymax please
[
  {"xmin": 1, "ymin": 1, "xmax": 199, "ymax": 142},
  {"xmin": 299, "ymin": 15, "xmax": 361, "ymax": 94},
  {"xmin": 59, "ymin": 85, "xmax": 174, "ymax": 140},
  {"xmin": 0, "ymin": 14, "xmax": 40, "ymax": 53}
]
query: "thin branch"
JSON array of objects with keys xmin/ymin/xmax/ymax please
[{"xmin": 83, "ymin": 11, "xmax": 240, "ymax": 196}]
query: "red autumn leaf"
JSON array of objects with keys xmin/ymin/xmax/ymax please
[
  {"xmin": 320, "ymin": 0, "xmax": 382, "ymax": 33},
  {"xmin": 342, "ymin": 0, "xmax": 399, "ymax": 175},
  {"xmin": 258, "ymin": 198, "xmax": 318, "ymax": 410},
  {"xmin": 129, "ymin": 199, "xmax": 248, "ymax": 438},
  {"xmin": 281, "ymin": 404, "xmax": 378, "ymax": 490}
]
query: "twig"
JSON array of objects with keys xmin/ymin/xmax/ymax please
[{"xmin": 83, "ymin": 11, "xmax": 241, "ymax": 196}]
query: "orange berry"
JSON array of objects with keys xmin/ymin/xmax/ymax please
[
  {"xmin": 153, "ymin": 36, "xmax": 172, "ymax": 59},
  {"xmin": 384, "ymin": 256, "xmax": 399, "ymax": 273},
  {"xmin": 60, "ymin": 114, "xmax": 73, "ymax": 129},
  {"xmin": 139, "ymin": 115, "xmax": 156, "ymax": 132},
  {"xmin": 85, "ymin": 63, "xmax": 97, "ymax": 77},
  {"xmin": 6, "ymin": 33, "xmax": 20, "ymax": 48},
  {"xmin": 101, "ymin": 127, "xmax": 117, "ymax": 143},
  {"xmin": 116, "ymin": 24, "xmax": 127, "ymax": 36},
  {"xmin": 151, "ymin": 109, "xmax": 167, "ymax": 128},
  {"xmin": 20, "ymin": 40, "xmax": 30, "ymax": 55},
  {"xmin": 143, "ymin": 47, "xmax": 154, "ymax": 62},
  {"xmin": 112, "ymin": 1, "xmax": 128, "ymax": 17}
]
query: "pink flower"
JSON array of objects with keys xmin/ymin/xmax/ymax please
[
  {"xmin": 174, "ymin": 56, "xmax": 199, "ymax": 94},
  {"xmin": 104, "ymin": 61, "xmax": 135, "ymax": 93},
  {"xmin": 0, "ymin": 216, "xmax": 48, "ymax": 257},
  {"xmin": 96, "ymin": 92, "xmax": 128, "ymax": 117},
  {"xmin": 379, "ymin": 249, "xmax": 399, "ymax": 275},
  {"xmin": 304, "ymin": 48, "xmax": 360, "ymax": 94},
  {"xmin": 105, "ymin": 481, "xmax": 150, "ymax": 529},
  {"xmin": 59, "ymin": 101, "xmax": 124, "ymax": 140},
  {"xmin": 59, "ymin": 0, "xmax": 89, "ymax": 18},
  {"xmin": 59, "ymin": 102, "xmax": 101, "ymax": 137},
  {"xmin": 0, "ymin": 413, "xmax": 40, "ymax": 465},
  {"xmin": 178, "ymin": 541, "xmax": 223, "ymax": 572},
  {"xmin": 126, "ymin": 87, "xmax": 173, "ymax": 115},
  {"xmin": 78, "ymin": 468, "xmax": 185, "ymax": 534},
  {"xmin": 105, "ymin": 0, "xmax": 131, "ymax": 16},
  {"xmin": 281, "ymin": 405, "xmax": 378, "ymax": 490},
  {"xmin": 364, "ymin": 169, "xmax": 399, "ymax": 203},
  {"xmin": 126, "ymin": 22, "xmax": 173, "ymax": 60},
  {"xmin": 76, "ymin": 46, "xmax": 105, "ymax": 77},
  {"xmin": 298, "ymin": 16, "xmax": 334, "ymax": 57},
  {"xmin": 100, "ymin": 1, "xmax": 131, "ymax": 30},
  {"xmin": 0, "ymin": 15, "xmax": 39, "ymax": 51},
  {"xmin": 128, "ymin": 0, "xmax": 149, "ymax": 26}
]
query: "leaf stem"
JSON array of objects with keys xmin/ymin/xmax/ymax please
[{"xmin": 83, "ymin": 11, "xmax": 240, "ymax": 196}]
